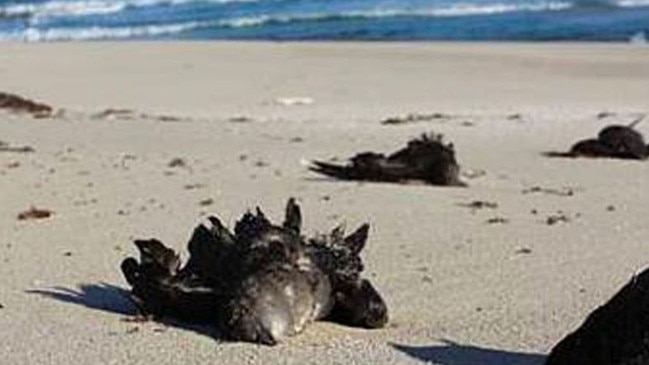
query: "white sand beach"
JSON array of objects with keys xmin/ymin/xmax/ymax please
[{"xmin": 1, "ymin": 42, "xmax": 649, "ymax": 364}]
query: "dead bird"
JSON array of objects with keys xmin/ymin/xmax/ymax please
[
  {"xmin": 549, "ymin": 116, "xmax": 648, "ymax": 160},
  {"xmin": 121, "ymin": 198, "xmax": 388, "ymax": 345},
  {"xmin": 310, "ymin": 133, "xmax": 466, "ymax": 186},
  {"xmin": 547, "ymin": 267, "xmax": 649, "ymax": 365},
  {"xmin": 121, "ymin": 239, "xmax": 219, "ymax": 322}
]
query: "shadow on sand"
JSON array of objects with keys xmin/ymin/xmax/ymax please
[
  {"xmin": 26, "ymin": 283, "xmax": 136, "ymax": 315},
  {"xmin": 26, "ymin": 283, "xmax": 217, "ymax": 338},
  {"xmin": 391, "ymin": 339, "xmax": 546, "ymax": 365}
]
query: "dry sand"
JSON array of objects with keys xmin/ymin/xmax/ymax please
[{"xmin": 1, "ymin": 42, "xmax": 649, "ymax": 364}]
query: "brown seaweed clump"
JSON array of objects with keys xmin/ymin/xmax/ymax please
[
  {"xmin": 17, "ymin": 207, "xmax": 53, "ymax": 220},
  {"xmin": 310, "ymin": 133, "xmax": 466, "ymax": 186},
  {"xmin": 547, "ymin": 267, "xmax": 649, "ymax": 365},
  {"xmin": 0, "ymin": 92, "xmax": 53, "ymax": 117},
  {"xmin": 120, "ymin": 198, "xmax": 388, "ymax": 345}
]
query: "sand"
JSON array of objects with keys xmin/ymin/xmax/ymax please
[{"xmin": 1, "ymin": 42, "xmax": 648, "ymax": 365}]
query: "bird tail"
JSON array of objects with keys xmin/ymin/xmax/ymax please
[{"xmin": 309, "ymin": 161, "xmax": 353, "ymax": 179}]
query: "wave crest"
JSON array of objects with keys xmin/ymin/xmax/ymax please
[
  {"xmin": 0, "ymin": 21, "xmax": 214, "ymax": 41},
  {"xmin": 2, "ymin": 0, "xmax": 648, "ymax": 24},
  {"xmin": 216, "ymin": 2, "xmax": 575, "ymax": 29},
  {"xmin": 0, "ymin": 0, "xmax": 259, "ymax": 20},
  {"xmin": 617, "ymin": 0, "xmax": 649, "ymax": 6}
]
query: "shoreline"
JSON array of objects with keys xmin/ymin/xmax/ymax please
[{"xmin": 1, "ymin": 42, "xmax": 648, "ymax": 118}]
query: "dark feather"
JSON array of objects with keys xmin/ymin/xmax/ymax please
[
  {"xmin": 556, "ymin": 123, "xmax": 648, "ymax": 160},
  {"xmin": 310, "ymin": 134, "xmax": 465, "ymax": 186},
  {"xmin": 547, "ymin": 268, "xmax": 649, "ymax": 365},
  {"xmin": 120, "ymin": 199, "xmax": 388, "ymax": 345}
]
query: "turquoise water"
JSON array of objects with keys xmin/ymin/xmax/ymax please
[{"xmin": 0, "ymin": 0, "xmax": 648, "ymax": 41}]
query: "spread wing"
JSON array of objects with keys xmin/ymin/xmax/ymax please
[{"xmin": 310, "ymin": 152, "xmax": 411, "ymax": 182}]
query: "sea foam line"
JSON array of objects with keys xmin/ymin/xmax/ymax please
[
  {"xmin": 0, "ymin": 0, "xmax": 260, "ymax": 19},
  {"xmin": 0, "ymin": 20, "xmax": 214, "ymax": 41},
  {"xmin": 3, "ymin": 0, "xmax": 647, "ymax": 24},
  {"xmin": 217, "ymin": 1, "xmax": 575, "ymax": 28},
  {"xmin": 617, "ymin": 0, "xmax": 649, "ymax": 7}
]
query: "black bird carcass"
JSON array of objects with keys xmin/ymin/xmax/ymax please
[
  {"xmin": 120, "ymin": 198, "xmax": 388, "ymax": 345},
  {"xmin": 310, "ymin": 133, "xmax": 466, "ymax": 186},
  {"xmin": 548, "ymin": 116, "xmax": 648, "ymax": 160},
  {"xmin": 547, "ymin": 267, "xmax": 649, "ymax": 365}
]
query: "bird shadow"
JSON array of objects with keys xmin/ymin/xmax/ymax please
[
  {"xmin": 26, "ymin": 283, "xmax": 218, "ymax": 339},
  {"xmin": 391, "ymin": 339, "xmax": 546, "ymax": 365},
  {"xmin": 541, "ymin": 151, "xmax": 577, "ymax": 158},
  {"xmin": 541, "ymin": 151, "xmax": 646, "ymax": 161},
  {"xmin": 302, "ymin": 176, "xmax": 464, "ymax": 188},
  {"xmin": 26, "ymin": 283, "xmax": 136, "ymax": 316}
]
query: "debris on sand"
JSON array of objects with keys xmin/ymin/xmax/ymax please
[
  {"xmin": 462, "ymin": 169, "xmax": 487, "ymax": 180},
  {"xmin": 92, "ymin": 109, "xmax": 185, "ymax": 122},
  {"xmin": 183, "ymin": 183, "xmax": 204, "ymax": 190},
  {"xmin": 486, "ymin": 217, "xmax": 509, "ymax": 224},
  {"xmin": 547, "ymin": 267, "xmax": 649, "ymax": 365},
  {"xmin": 522, "ymin": 186, "xmax": 575, "ymax": 197},
  {"xmin": 310, "ymin": 133, "xmax": 466, "ymax": 186},
  {"xmin": 228, "ymin": 116, "xmax": 254, "ymax": 123},
  {"xmin": 92, "ymin": 108, "xmax": 135, "ymax": 120},
  {"xmin": 545, "ymin": 115, "xmax": 648, "ymax": 160},
  {"xmin": 0, "ymin": 140, "xmax": 35, "ymax": 153},
  {"xmin": 380, "ymin": 113, "xmax": 449, "ymax": 125},
  {"xmin": 459, "ymin": 200, "xmax": 498, "ymax": 210},
  {"xmin": 17, "ymin": 207, "xmax": 53, "ymax": 221},
  {"xmin": 120, "ymin": 198, "xmax": 388, "ymax": 345},
  {"xmin": 545, "ymin": 212, "xmax": 573, "ymax": 225},
  {"xmin": 154, "ymin": 115, "xmax": 182, "ymax": 122},
  {"xmin": 254, "ymin": 160, "xmax": 269, "ymax": 168},
  {"xmin": 597, "ymin": 111, "xmax": 616, "ymax": 119},
  {"xmin": 198, "ymin": 198, "xmax": 214, "ymax": 206},
  {"xmin": 167, "ymin": 158, "xmax": 187, "ymax": 168},
  {"xmin": 0, "ymin": 92, "xmax": 53, "ymax": 117},
  {"xmin": 274, "ymin": 97, "xmax": 314, "ymax": 106}
]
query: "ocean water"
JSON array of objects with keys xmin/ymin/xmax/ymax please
[{"xmin": 0, "ymin": 0, "xmax": 648, "ymax": 41}]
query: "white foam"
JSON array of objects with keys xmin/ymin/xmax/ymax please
[
  {"xmin": 216, "ymin": 1, "xmax": 575, "ymax": 29},
  {"xmin": 0, "ymin": 20, "xmax": 212, "ymax": 41},
  {"xmin": 0, "ymin": 0, "xmax": 260, "ymax": 20},
  {"xmin": 617, "ymin": 0, "xmax": 649, "ymax": 6},
  {"xmin": 630, "ymin": 31, "xmax": 648, "ymax": 44},
  {"xmin": 2, "ymin": 0, "xmax": 647, "ymax": 25},
  {"xmin": 410, "ymin": 1, "xmax": 573, "ymax": 17},
  {"xmin": 1, "ymin": 0, "xmax": 126, "ymax": 18}
]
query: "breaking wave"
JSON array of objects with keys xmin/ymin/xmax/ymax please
[
  {"xmin": 2, "ymin": 0, "xmax": 646, "ymax": 22},
  {"xmin": 617, "ymin": 0, "xmax": 649, "ymax": 6},
  {"xmin": 0, "ymin": 21, "xmax": 217, "ymax": 41},
  {"xmin": 0, "ymin": 0, "xmax": 648, "ymax": 41},
  {"xmin": 0, "ymin": 0, "xmax": 259, "ymax": 20},
  {"xmin": 217, "ymin": 2, "xmax": 576, "ymax": 29}
]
